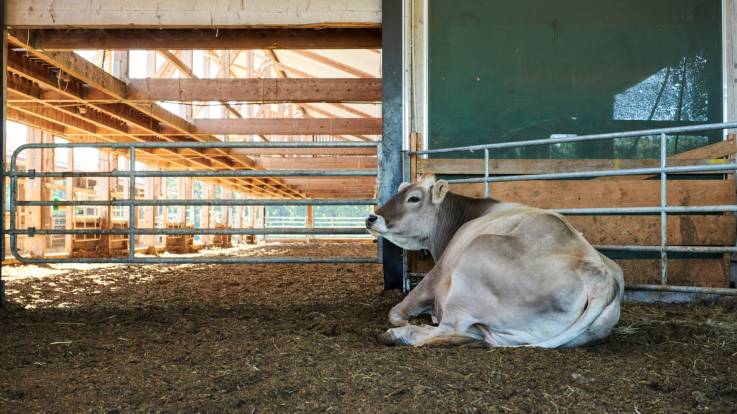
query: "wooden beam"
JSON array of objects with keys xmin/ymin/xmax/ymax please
[
  {"xmin": 192, "ymin": 118, "xmax": 381, "ymax": 135},
  {"xmin": 6, "ymin": 0, "xmax": 382, "ymax": 28},
  {"xmin": 451, "ymin": 179, "xmax": 735, "ymax": 208},
  {"xmin": 253, "ymin": 156, "xmax": 377, "ymax": 170},
  {"xmin": 126, "ymin": 78, "xmax": 381, "ymax": 103},
  {"xmin": 593, "ymin": 135, "xmax": 737, "ymax": 181},
  {"xmin": 227, "ymin": 147, "xmax": 377, "ymax": 156},
  {"xmin": 420, "ymin": 138, "xmax": 737, "ymax": 177},
  {"xmin": 158, "ymin": 50, "xmax": 195, "ymax": 78},
  {"xmin": 670, "ymin": 135, "xmax": 736, "ymax": 159},
  {"xmin": 26, "ymin": 28, "xmax": 382, "ymax": 50},
  {"xmin": 291, "ymin": 50, "xmax": 377, "ymax": 78},
  {"xmin": 420, "ymin": 158, "xmax": 731, "ymax": 175},
  {"xmin": 6, "ymin": 106, "xmax": 67, "ymax": 135}
]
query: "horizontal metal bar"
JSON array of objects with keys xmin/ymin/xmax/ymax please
[
  {"xmin": 595, "ymin": 245, "xmax": 737, "ymax": 253},
  {"xmin": 9, "ymin": 169, "xmax": 378, "ymax": 178},
  {"xmin": 14, "ymin": 141, "xmax": 379, "ymax": 150},
  {"xmin": 415, "ymin": 121, "xmax": 737, "ymax": 154},
  {"xmin": 9, "ymin": 256, "xmax": 382, "ymax": 265},
  {"xmin": 553, "ymin": 205, "xmax": 737, "ymax": 214},
  {"xmin": 448, "ymin": 163, "xmax": 737, "ymax": 184},
  {"xmin": 406, "ymin": 273, "xmax": 737, "ymax": 296},
  {"xmin": 625, "ymin": 283, "xmax": 737, "ymax": 296},
  {"xmin": 10, "ymin": 228, "xmax": 370, "ymax": 236},
  {"xmin": 16, "ymin": 198, "xmax": 378, "ymax": 207}
]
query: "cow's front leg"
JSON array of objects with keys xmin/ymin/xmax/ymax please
[
  {"xmin": 378, "ymin": 324, "xmax": 476, "ymax": 347},
  {"xmin": 388, "ymin": 269, "xmax": 441, "ymax": 326}
]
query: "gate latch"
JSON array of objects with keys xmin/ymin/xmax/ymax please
[
  {"xmin": 27, "ymin": 169, "xmax": 36, "ymax": 180},
  {"xmin": 26, "ymin": 227, "xmax": 37, "ymax": 237}
]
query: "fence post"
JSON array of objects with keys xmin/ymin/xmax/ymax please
[{"xmin": 306, "ymin": 205, "xmax": 314, "ymax": 242}]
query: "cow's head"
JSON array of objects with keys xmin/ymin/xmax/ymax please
[{"xmin": 366, "ymin": 174, "xmax": 449, "ymax": 250}]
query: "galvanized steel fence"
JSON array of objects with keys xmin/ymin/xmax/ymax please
[
  {"xmin": 6, "ymin": 141, "xmax": 382, "ymax": 265},
  {"xmin": 405, "ymin": 121, "xmax": 737, "ymax": 297}
]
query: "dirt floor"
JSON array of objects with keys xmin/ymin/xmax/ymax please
[{"xmin": 1, "ymin": 242, "xmax": 736, "ymax": 413}]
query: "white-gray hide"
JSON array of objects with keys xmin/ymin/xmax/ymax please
[{"xmin": 366, "ymin": 174, "xmax": 624, "ymax": 348}]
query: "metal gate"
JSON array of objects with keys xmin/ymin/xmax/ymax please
[
  {"xmin": 6, "ymin": 141, "xmax": 382, "ymax": 265},
  {"xmin": 403, "ymin": 121, "xmax": 737, "ymax": 298}
]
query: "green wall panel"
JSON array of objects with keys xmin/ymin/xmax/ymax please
[{"xmin": 428, "ymin": 0, "xmax": 723, "ymax": 158}]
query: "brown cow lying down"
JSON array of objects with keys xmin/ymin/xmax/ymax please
[{"xmin": 366, "ymin": 174, "xmax": 624, "ymax": 348}]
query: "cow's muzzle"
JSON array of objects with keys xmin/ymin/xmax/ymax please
[
  {"xmin": 365, "ymin": 214, "xmax": 384, "ymax": 237},
  {"xmin": 365, "ymin": 214, "xmax": 378, "ymax": 228}
]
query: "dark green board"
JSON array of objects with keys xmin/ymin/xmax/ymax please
[{"xmin": 428, "ymin": 0, "xmax": 723, "ymax": 159}]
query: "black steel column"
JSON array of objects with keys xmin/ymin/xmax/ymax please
[
  {"xmin": 380, "ymin": 0, "xmax": 404, "ymax": 290},
  {"xmin": 1, "ymin": 24, "xmax": 7, "ymax": 305}
]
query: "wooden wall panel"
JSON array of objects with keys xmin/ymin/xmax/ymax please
[{"xmin": 450, "ymin": 179, "xmax": 735, "ymax": 208}]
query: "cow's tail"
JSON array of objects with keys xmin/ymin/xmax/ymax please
[{"xmin": 526, "ymin": 260, "xmax": 620, "ymax": 349}]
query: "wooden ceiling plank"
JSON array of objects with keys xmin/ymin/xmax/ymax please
[
  {"xmin": 126, "ymin": 78, "xmax": 382, "ymax": 103},
  {"xmin": 28, "ymin": 28, "xmax": 382, "ymax": 49},
  {"xmin": 193, "ymin": 118, "xmax": 381, "ymax": 135}
]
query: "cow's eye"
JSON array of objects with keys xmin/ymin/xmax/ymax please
[{"xmin": 407, "ymin": 196, "xmax": 421, "ymax": 203}]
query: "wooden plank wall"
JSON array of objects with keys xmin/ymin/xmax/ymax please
[{"xmin": 410, "ymin": 134, "xmax": 737, "ymax": 288}]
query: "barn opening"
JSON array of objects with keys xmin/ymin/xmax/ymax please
[{"xmin": 2, "ymin": 22, "xmax": 391, "ymax": 286}]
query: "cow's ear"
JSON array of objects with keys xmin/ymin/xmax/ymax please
[
  {"xmin": 431, "ymin": 180, "xmax": 449, "ymax": 204},
  {"xmin": 397, "ymin": 182, "xmax": 411, "ymax": 193}
]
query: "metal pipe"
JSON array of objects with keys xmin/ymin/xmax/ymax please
[
  {"xmin": 10, "ymin": 141, "xmax": 378, "ymax": 172},
  {"xmin": 625, "ymin": 283, "xmax": 737, "ymax": 296},
  {"xmin": 15, "ymin": 199, "xmax": 379, "ymax": 207},
  {"xmin": 446, "ymin": 163, "xmax": 737, "ymax": 184},
  {"xmin": 8, "ymin": 228, "xmax": 371, "ymax": 235},
  {"xmin": 13, "ymin": 140, "xmax": 377, "ymax": 152},
  {"xmin": 553, "ymin": 205, "xmax": 737, "ymax": 214},
  {"xmin": 660, "ymin": 132, "xmax": 668, "ymax": 285},
  {"xmin": 128, "ymin": 146, "xmax": 136, "ymax": 259},
  {"xmin": 414, "ymin": 121, "xmax": 737, "ymax": 155},
  {"xmin": 8, "ymin": 169, "xmax": 379, "ymax": 178},
  {"xmin": 9, "ymin": 255, "xmax": 382, "ymax": 265},
  {"xmin": 595, "ymin": 245, "xmax": 737, "ymax": 253},
  {"xmin": 483, "ymin": 148, "xmax": 490, "ymax": 198}
]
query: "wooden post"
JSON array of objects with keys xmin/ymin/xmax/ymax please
[
  {"xmin": 146, "ymin": 51, "xmax": 157, "ymax": 78},
  {"xmin": 113, "ymin": 51, "xmax": 129, "ymax": 82},
  {"xmin": 181, "ymin": 50, "xmax": 194, "ymax": 120},
  {"xmin": 233, "ymin": 192, "xmax": 241, "ymax": 244},
  {"xmin": 95, "ymin": 152, "xmax": 113, "ymax": 254},
  {"xmin": 178, "ymin": 177, "xmax": 187, "ymax": 225},
  {"xmin": 64, "ymin": 145, "xmax": 74, "ymax": 255},
  {"xmin": 306, "ymin": 204, "xmax": 314, "ymax": 242},
  {"xmin": 201, "ymin": 183, "xmax": 212, "ymax": 245},
  {"xmin": 141, "ymin": 172, "xmax": 156, "ymax": 251},
  {"xmin": 409, "ymin": 131, "xmax": 419, "ymax": 183},
  {"xmin": 24, "ymin": 128, "xmax": 45, "ymax": 258}
]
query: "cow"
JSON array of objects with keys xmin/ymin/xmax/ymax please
[{"xmin": 366, "ymin": 174, "xmax": 624, "ymax": 348}]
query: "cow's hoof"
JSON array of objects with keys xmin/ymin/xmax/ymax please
[{"xmin": 378, "ymin": 331, "xmax": 396, "ymax": 346}]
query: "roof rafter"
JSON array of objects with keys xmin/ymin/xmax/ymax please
[{"xmin": 7, "ymin": 33, "xmax": 306, "ymax": 199}]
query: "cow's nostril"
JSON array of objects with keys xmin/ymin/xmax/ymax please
[{"xmin": 367, "ymin": 215, "xmax": 378, "ymax": 223}]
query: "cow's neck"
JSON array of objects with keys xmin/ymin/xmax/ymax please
[{"xmin": 428, "ymin": 192, "xmax": 498, "ymax": 260}]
